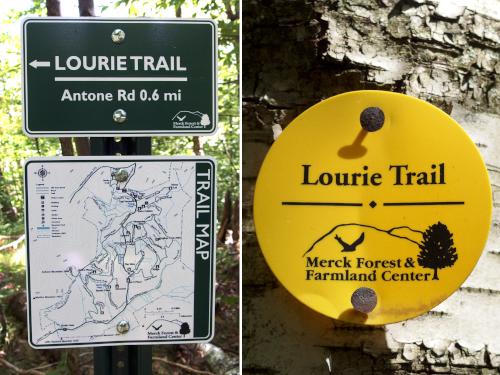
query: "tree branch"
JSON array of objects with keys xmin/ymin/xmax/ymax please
[
  {"xmin": 0, "ymin": 234, "xmax": 25, "ymax": 252},
  {"xmin": 29, "ymin": 363, "xmax": 58, "ymax": 372},
  {"xmin": 0, "ymin": 358, "xmax": 46, "ymax": 375},
  {"xmin": 0, "ymin": 235, "xmax": 18, "ymax": 241},
  {"xmin": 223, "ymin": 0, "xmax": 239, "ymax": 21}
]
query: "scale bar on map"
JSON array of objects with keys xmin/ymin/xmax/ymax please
[{"xmin": 54, "ymin": 77, "xmax": 189, "ymax": 82}]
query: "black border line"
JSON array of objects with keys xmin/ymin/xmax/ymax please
[
  {"xmin": 282, "ymin": 202, "xmax": 362, "ymax": 207},
  {"xmin": 383, "ymin": 201, "xmax": 465, "ymax": 206}
]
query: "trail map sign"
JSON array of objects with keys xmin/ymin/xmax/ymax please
[
  {"xmin": 253, "ymin": 91, "xmax": 492, "ymax": 325},
  {"xmin": 25, "ymin": 157, "xmax": 216, "ymax": 348},
  {"xmin": 22, "ymin": 17, "xmax": 217, "ymax": 136}
]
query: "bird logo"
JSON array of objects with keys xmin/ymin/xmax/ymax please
[{"xmin": 334, "ymin": 232, "xmax": 365, "ymax": 252}]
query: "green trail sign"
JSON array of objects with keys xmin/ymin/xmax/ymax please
[
  {"xmin": 25, "ymin": 157, "xmax": 216, "ymax": 347},
  {"xmin": 22, "ymin": 17, "xmax": 217, "ymax": 137}
]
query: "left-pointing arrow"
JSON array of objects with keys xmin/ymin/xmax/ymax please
[{"xmin": 29, "ymin": 60, "xmax": 51, "ymax": 69}]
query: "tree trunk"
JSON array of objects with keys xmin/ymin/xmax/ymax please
[
  {"xmin": 42, "ymin": 4, "xmax": 82, "ymax": 373},
  {"xmin": 78, "ymin": 0, "xmax": 95, "ymax": 17},
  {"xmin": 73, "ymin": 0, "xmax": 95, "ymax": 156},
  {"xmin": 46, "ymin": 0, "xmax": 73, "ymax": 157},
  {"xmin": 74, "ymin": 137, "xmax": 90, "ymax": 156},
  {"xmin": 433, "ymin": 268, "xmax": 439, "ymax": 281},
  {"xmin": 0, "ymin": 170, "xmax": 18, "ymax": 222},
  {"xmin": 231, "ymin": 198, "xmax": 240, "ymax": 247},
  {"xmin": 59, "ymin": 137, "xmax": 75, "ymax": 156},
  {"xmin": 193, "ymin": 136, "xmax": 203, "ymax": 155},
  {"xmin": 217, "ymin": 191, "xmax": 233, "ymax": 244},
  {"xmin": 46, "ymin": 0, "xmax": 61, "ymax": 16},
  {"xmin": 243, "ymin": 0, "xmax": 499, "ymax": 374}
]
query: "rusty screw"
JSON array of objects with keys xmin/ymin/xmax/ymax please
[
  {"xmin": 360, "ymin": 107, "xmax": 384, "ymax": 132},
  {"xmin": 351, "ymin": 287, "xmax": 377, "ymax": 313}
]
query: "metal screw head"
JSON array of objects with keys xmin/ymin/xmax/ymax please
[
  {"xmin": 113, "ymin": 109, "xmax": 127, "ymax": 123},
  {"xmin": 114, "ymin": 169, "xmax": 129, "ymax": 183},
  {"xmin": 351, "ymin": 287, "xmax": 377, "ymax": 313},
  {"xmin": 116, "ymin": 320, "xmax": 130, "ymax": 334},
  {"xmin": 111, "ymin": 29, "xmax": 125, "ymax": 43},
  {"xmin": 360, "ymin": 107, "xmax": 385, "ymax": 132}
]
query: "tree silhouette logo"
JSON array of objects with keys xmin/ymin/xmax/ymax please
[
  {"xmin": 417, "ymin": 222, "xmax": 458, "ymax": 280},
  {"xmin": 179, "ymin": 322, "xmax": 191, "ymax": 336}
]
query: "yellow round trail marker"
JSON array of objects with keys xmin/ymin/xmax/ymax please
[{"xmin": 253, "ymin": 91, "xmax": 492, "ymax": 325}]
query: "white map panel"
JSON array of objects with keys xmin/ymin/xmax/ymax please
[{"xmin": 24, "ymin": 157, "xmax": 215, "ymax": 348}]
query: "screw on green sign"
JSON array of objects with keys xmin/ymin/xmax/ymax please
[{"xmin": 22, "ymin": 17, "xmax": 217, "ymax": 137}]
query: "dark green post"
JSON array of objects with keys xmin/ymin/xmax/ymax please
[{"xmin": 90, "ymin": 137, "xmax": 152, "ymax": 375}]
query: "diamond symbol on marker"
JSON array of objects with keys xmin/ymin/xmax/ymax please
[{"xmin": 369, "ymin": 201, "xmax": 377, "ymax": 208}]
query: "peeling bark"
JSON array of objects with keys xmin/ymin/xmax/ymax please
[{"xmin": 243, "ymin": 0, "xmax": 500, "ymax": 374}]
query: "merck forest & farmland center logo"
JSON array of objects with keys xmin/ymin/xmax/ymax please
[
  {"xmin": 303, "ymin": 222, "xmax": 458, "ymax": 282},
  {"xmin": 295, "ymin": 163, "xmax": 459, "ymax": 283}
]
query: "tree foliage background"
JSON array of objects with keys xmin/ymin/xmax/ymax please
[{"xmin": 0, "ymin": 0, "xmax": 239, "ymax": 374}]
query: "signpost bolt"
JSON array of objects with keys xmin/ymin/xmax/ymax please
[
  {"xmin": 351, "ymin": 287, "xmax": 377, "ymax": 313},
  {"xmin": 111, "ymin": 29, "xmax": 125, "ymax": 43},
  {"xmin": 113, "ymin": 109, "xmax": 127, "ymax": 124},
  {"xmin": 114, "ymin": 169, "xmax": 129, "ymax": 183},
  {"xmin": 116, "ymin": 320, "xmax": 130, "ymax": 334},
  {"xmin": 360, "ymin": 107, "xmax": 384, "ymax": 132}
]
